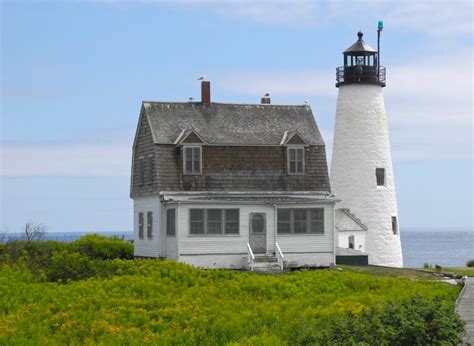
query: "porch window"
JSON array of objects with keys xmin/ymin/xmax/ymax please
[
  {"xmin": 309, "ymin": 208, "xmax": 324, "ymax": 234},
  {"xmin": 189, "ymin": 209, "xmax": 240, "ymax": 235},
  {"xmin": 190, "ymin": 209, "xmax": 205, "ymax": 234},
  {"xmin": 288, "ymin": 147, "xmax": 304, "ymax": 174},
  {"xmin": 224, "ymin": 209, "xmax": 239, "ymax": 234},
  {"xmin": 277, "ymin": 209, "xmax": 291, "ymax": 234},
  {"xmin": 293, "ymin": 209, "xmax": 307, "ymax": 233},
  {"xmin": 166, "ymin": 209, "xmax": 176, "ymax": 236},
  {"xmin": 147, "ymin": 211, "xmax": 153, "ymax": 239},
  {"xmin": 138, "ymin": 212, "xmax": 144, "ymax": 239},
  {"xmin": 277, "ymin": 208, "xmax": 325, "ymax": 235},
  {"xmin": 207, "ymin": 209, "xmax": 223, "ymax": 234},
  {"xmin": 184, "ymin": 146, "xmax": 201, "ymax": 174}
]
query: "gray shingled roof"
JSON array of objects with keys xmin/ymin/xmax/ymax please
[{"xmin": 143, "ymin": 102, "xmax": 325, "ymax": 146}]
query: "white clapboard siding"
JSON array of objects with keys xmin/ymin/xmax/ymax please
[
  {"xmin": 176, "ymin": 203, "xmax": 334, "ymax": 257},
  {"xmin": 178, "ymin": 204, "xmax": 274, "ymax": 255},
  {"xmin": 275, "ymin": 205, "xmax": 334, "ymax": 254},
  {"xmin": 133, "ymin": 196, "xmax": 161, "ymax": 257}
]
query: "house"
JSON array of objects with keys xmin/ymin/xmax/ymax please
[{"xmin": 130, "ymin": 81, "xmax": 337, "ymax": 271}]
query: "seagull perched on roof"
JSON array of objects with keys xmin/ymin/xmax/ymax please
[
  {"xmin": 197, "ymin": 75, "xmax": 206, "ymax": 81},
  {"xmin": 305, "ymin": 99, "xmax": 309, "ymax": 104},
  {"xmin": 263, "ymin": 92, "xmax": 270, "ymax": 97},
  {"xmin": 188, "ymin": 96, "xmax": 194, "ymax": 101}
]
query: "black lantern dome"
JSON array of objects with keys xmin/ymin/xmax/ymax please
[{"xmin": 336, "ymin": 31, "xmax": 386, "ymax": 87}]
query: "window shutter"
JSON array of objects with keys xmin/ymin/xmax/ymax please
[
  {"xmin": 147, "ymin": 212, "xmax": 153, "ymax": 239},
  {"xmin": 138, "ymin": 212, "xmax": 144, "ymax": 239},
  {"xmin": 138, "ymin": 157, "xmax": 144, "ymax": 184}
]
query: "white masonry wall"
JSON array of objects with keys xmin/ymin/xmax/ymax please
[
  {"xmin": 133, "ymin": 196, "xmax": 161, "ymax": 258},
  {"xmin": 331, "ymin": 84, "xmax": 403, "ymax": 267}
]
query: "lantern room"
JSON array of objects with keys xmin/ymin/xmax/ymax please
[{"xmin": 336, "ymin": 31, "xmax": 386, "ymax": 87}]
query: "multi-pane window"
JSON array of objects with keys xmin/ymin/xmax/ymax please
[
  {"xmin": 138, "ymin": 212, "xmax": 144, "ymax": 239},
  {"xmin": 184, "ymin": 147, "xmax": 201, "ymax": 174},
  {"xmin": 224, "ymin": 209, "xmax": 239, "ymax": 234},
  {"xmin": 190, "ymin": 209, "xmax": 205, "ymax": 234},
  {"xmin": 166, "ymin": 209, "xmax": 176, "ymax": 236},
  {"xmin": 288, "ymin": 147, "xmax": 304, "ymax": 174},
  {"xmin": 277, "ymin": 209, "xmax": 291, "ymax": 234},
  {"xmin": 392, "ymin": 216, "xmax": 398, "ymax": 235},
  {"xmin": 147, "ymin": 212, "xmax": 153, "ymax": 239},
  {"xmin": 189, "ymin": 209, "xmax": 240, "ymax": 235},
  {"xmin": 277, "ymin": 208, "xmax": 324, "ymax": 235},
  {"xmin": 376, "ymin": 168, "xmax": 385, "ymax": 186}
]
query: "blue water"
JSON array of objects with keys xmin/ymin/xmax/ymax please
[
  {"xmin": 401, "ymin": 230, "xmax": 474, "ymax": 268},
  {"xmin": 2, "ymin": 230, "xmax": 473, "ymax": 268}
]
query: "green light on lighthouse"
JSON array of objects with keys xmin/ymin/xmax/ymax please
[{"xmin": 378, "ymin": 21, "xmax": 384, "ymax": 30}]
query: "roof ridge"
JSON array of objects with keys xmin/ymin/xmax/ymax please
[{"xmin": 142, "ymin": 101, "xmax": 310, "ymax": 108}]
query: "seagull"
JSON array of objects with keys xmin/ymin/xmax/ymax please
[
  {"xmin": 197, "ymin": 76, "xmax": 206, "ymax": 81},
  {"xmin": 263, "ymin": 92, "xmax": 270, "ymax": 97},
  {"xmin": 304, "ymin": 99, "xmax": 309, "ymax": 104},
  {"xmin": 188, "ymin": 96, "xmax": 194, "ymax": 101}
]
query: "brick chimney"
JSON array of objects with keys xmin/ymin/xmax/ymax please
[
  {"xmin": 261, "ymin": 97, "xmax": 271, "ymax": 104},
  {"xmin": 201, "ymin": 81, "xmax": 211, "ymax": 105}
]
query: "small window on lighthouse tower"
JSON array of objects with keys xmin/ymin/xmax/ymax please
[
  {"xmin": 376, "ymin": 168, "xmax": 385, "ymax": 186},
  {"xmin": 392, "ymin": 216, "xmax": 398, "ymax": 235}
]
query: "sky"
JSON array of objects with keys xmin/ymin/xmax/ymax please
[{"xmin": 1, "ymin": 0, "xmax": 473, "ymax": 233}]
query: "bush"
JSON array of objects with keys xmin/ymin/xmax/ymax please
[
  {"xmin": 467, "ymin": 259, "xmax": 474, "ymax": 267},
  {"xmin": 47, "ymin": 251, "xmax": 95, "ymax": 282},
  {"xmin": 423, "ymin": 262, "xmax": 431, "ymax": 269},
  {"xmin": 71, "ymin": 234, "xmax": 133, "ymax": 260}
]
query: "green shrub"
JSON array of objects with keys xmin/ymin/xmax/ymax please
[
  {"xmin": 423, "ymin": 262, "xmax": 431, "ymax": 269},
  {"xmin": 47, "ymin": 251, "xmax": 95, "ymax": 282},
  {"xmin": 466, "ymin": 259, "xmax": 474, "ymax": 267},
  {"xmin": 71, "ymin": 234, "xmax": 133, "ymax": 260}
]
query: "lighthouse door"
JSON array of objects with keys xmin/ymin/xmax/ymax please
[{"xmin": 249, "ymin": 213, "xmax": 266, "ymax": 254}]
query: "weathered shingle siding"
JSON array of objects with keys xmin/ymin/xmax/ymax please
[
  {"xmin": 152, "ymin": 145, "xmax": 330, "ymax": 192},
  {"xmin": 131, "ymin": 116, "xmax": 160, "ymax": 198}
]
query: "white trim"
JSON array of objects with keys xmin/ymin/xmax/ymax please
[
  {"xmin": 279, "ymin": 131, "xmax": 288, "ymax": 145},
  {"xmin": 287, "ymin": 147, "xmax": 305, "ymax": 175},
  {"xmin": 173, "ymin": 129, "xmax": 187, "ymax": 144},
  {"xmin": 183, "ymin": 145, "xmax": 203, "ymax": 175}
]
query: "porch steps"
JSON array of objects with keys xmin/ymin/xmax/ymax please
[{"xmin": 251, "ymin": 254, "xmax": 283, "ymax": 273}]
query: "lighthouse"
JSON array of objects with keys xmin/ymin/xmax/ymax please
[{"xmin": 331, "ymin": 25, "xmax": 403, "ymax": 267}]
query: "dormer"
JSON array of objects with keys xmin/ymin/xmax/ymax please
[{"xmin": 174, "ymin": 129, "xmax": 205, "ymax": 175}]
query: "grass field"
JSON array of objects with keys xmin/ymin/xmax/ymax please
[
  {"xmin": 0, "ymin": 259, "xmax": 465, "ymax": 345},
  {"xmin": 0, "ymin": 237, "xmax": 467, "ymax": 344}
]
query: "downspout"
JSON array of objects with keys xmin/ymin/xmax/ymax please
[
  {"xmin": 273, "ymin": 203, "xmax": 277, "ymax": 253},
  {"xmin": 176, "ymin": 201, "xmax": 181, "ymax": 261}
]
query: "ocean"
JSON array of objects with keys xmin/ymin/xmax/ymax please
[{"xmin": 1, "ymin": 229, "xmax": 473, "ymax": 268}]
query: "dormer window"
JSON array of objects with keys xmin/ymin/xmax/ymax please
[
  {"xmin": 184, "ymin": 146, "xmax": 201, "ymax": 174},
  {"xmin": 288, "ymin": 147, "xmax": 304, "ymax": 175}
]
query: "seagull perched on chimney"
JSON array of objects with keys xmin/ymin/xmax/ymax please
[
  {"xmin": 197, "ymin": 76, "xmax": 206, "ymax": 81},
  {"xmin": 263, "ymin": 92, "xmax": 270, "ymax": 97},
  {"xmin": 305, "ymin": 99, "xmax": 309, "ymax": 105}
]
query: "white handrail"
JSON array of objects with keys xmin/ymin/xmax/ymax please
[
  {"xmin": 246, "ymin": 243, "xmax": 255, "ymax": 271},
  {"xmin": 275, "ymin": 243, "xmax": 284, "ymax": 271}
]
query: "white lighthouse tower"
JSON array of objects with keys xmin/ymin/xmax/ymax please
[{"xmin": 331, "ymin": 26, "xmax": 403, "ymax": 267}]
